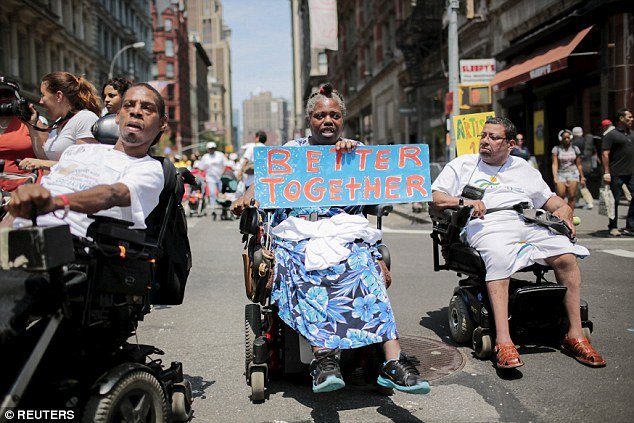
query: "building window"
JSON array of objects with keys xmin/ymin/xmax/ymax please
[
  {"xmin": 165, "ymin": 40, "xmax": 174, "ymax": 57},
  {"xmin": 166, "ymin": 63, "xmax": 174, "ymax": 78},
  {"xmin": 164, "ymin": 19, "xmax": 172, "ymax": 32},
  {"xmin": 317, "ymin": 52, "xmax": 327, "ymax": 74},
  {"xmin": 168, "ymin": 106, "xmax": 175, "ymax": 120},
  {"xmin": 203, "ymin": 19, "xmax": 212, "ymax": 44},
  {"xmin": 151, "ymin": 63, "xmax": 158, "ymax": 79},
  {"xmin": 167, "ymin": 84, "xmax": 174, "ymax": 100}
]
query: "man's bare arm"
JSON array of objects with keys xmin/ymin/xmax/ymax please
[
  {"xmin": 7, "ymin": 183, "xmax": 131, "ymax": 219},
  {"xmin": 432, "ymin": 190, "xmax": 486, "ymax": 219}
]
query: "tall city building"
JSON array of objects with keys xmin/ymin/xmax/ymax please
[
  {"xmin": 243, "ymin": 91, "xmax": 288, "ymax": 146},
  {"xmin": 290, "ymin": 0, "xmax": 329, "ymax": 139},
  {"xmin": 186, "ymin": 0, "xmax": 233, "ymax": 151},
  {"xmin": 189, "ymin": 36, "xmax": 213, "ymax": 153},
  {"xmin": 0, "ymin": 0, "xmax": 152, "ymax": 104},
  {"xmin": 151, "ymin": 0, "xmax": 192, "ymax": 151}
]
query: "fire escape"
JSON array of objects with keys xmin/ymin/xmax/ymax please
[{"xmin": 396, "ymin": 0, "xmax": 444, "ymax": 87}]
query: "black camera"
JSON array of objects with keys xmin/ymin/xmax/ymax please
[
  {"xmin": 0, "ymin": 97, "xmax": 30, "ymax": 121},
  {"xmin": 0, "ymin": 76, "xmax": 31, "ymax": 121}
]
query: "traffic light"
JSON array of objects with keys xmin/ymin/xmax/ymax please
[{"xmin": 459, "ymin": 85, "xmax": 492, "ymax": 110}]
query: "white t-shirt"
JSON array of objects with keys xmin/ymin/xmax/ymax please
[
  {"xmin": 14, "ymin": 144, "xmax": 164, "ymax": 237},
  {"xmin": 199, "ymin": 151, "xmax": 227, "ymax": 180},
  {"xmin": 239, "ymin": 142, "xmax": 263, "ymax": 187},
  {"xmin": 44, "ymin": 110, "xmax": 99, "ymax": 160},
  {"xmin": 431, "ymin": 154, "xmax": 555, "ymax": 225}
]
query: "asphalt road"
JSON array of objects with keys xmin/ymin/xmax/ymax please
[{"xmin": 137, "ymin": 210, "xmax": 634, "ymax": 423}]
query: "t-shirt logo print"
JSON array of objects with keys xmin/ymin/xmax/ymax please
[{"xmin": 473, "ymin": 178, "xmax": 500, "ymax": 188}]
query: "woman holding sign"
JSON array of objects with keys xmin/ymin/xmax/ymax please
[{"xmin": 232, "ymin": 84, "xmax": 430, "ymax": 395}]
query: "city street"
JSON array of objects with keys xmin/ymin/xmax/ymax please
[{"xmin": 137, "ymin": 206, "xmax": 634, "ymax": 423}]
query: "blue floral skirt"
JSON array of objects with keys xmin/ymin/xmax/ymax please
[{"xmin": 271, "ymin": 238, "xmax": 398, "ymax": 349}]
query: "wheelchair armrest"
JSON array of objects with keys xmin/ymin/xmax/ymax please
[
  {"xmin": 86, "ymin": 216, "xmax": 149, "ymax": 247},
  {"xmin": 429, "ymin": 205, "xmax": 472, "ymax": 228},
  {"xmin": 239, "ymin": 206, "xmax": 261, "ymax": 236},
  {"xmin": 362, "ymin": 204, "xmax": 393, "ymax": 217}
]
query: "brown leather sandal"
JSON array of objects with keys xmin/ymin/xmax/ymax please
[
  {"xmin": 494, "ymin": 342, "xmax": 524, "ymax": 369},
  {"xmin": 561, "ymin": 336, "xmax": 606, "ymax": 367}
]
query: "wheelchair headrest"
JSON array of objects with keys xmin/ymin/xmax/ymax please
[{"xmin": 91, "ymin": 113, "xmax": 119, "ymax": 145}]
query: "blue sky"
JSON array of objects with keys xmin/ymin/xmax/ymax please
[{"xmin": 223, "ymin": 1, "xmax": 293, "ymax": 123}]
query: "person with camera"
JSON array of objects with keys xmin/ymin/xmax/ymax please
[
  {"xmin": 19, "ymin": 72, "xmax": 100, "ymax": 172},
  {"xmin": 0, "ymin": 76, "xmax": 36, "ymax": 193}
]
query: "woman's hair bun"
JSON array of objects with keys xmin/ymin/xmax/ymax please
[{"xmin": 319, "ymin": 83, "xmax": 333, "ymax": 96}]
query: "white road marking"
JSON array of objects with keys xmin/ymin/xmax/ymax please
[
  {"xmin": 599, "ymin": 249, "xmax": 634, "ymax": 258},
  {"xmin": 382, "ymin": 226, "xmax": 432, "ymax": 235},
  {"xmin": 577, "ymin": 237, "xmax": 634, "ymax": 242}
]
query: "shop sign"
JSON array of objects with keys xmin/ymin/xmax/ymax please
[{"xmin": 460, "ymin": 59, "xmax": 496, "ymax": 85}]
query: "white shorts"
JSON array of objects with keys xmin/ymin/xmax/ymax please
[
  {"xmin": 557, "ymin": 170, "xmax": 580, "ymax": 183},
  {"xmin": 465, "ymin": 213, "xmax": 589, "ymax": 281}
]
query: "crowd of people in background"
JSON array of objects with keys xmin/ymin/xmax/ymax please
[{"xmin": 506, "ymin": 109, "xmax": 632, "ymax": 236}]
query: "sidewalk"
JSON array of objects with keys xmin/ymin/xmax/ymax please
[{"xmin": 391, "ymin": 201, "xmax": 632, "ymax": 237}]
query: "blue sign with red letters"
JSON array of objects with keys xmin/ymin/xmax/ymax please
[{"xmin": 253, "ymin": 144, "xmax": 432, "ymax": 208}]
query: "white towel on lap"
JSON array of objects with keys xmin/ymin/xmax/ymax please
[{"xmin": 271, "ymin": 214, "xmax": 382, "ymax": 271}]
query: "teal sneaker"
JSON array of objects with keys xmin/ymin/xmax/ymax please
[
  {"xmin": 377, "ymin": 352, "xmax": 430, "ymax": 395},
  {"xmin": 309, "ymin": 348, "xmax": 345, "ymax": 393}
]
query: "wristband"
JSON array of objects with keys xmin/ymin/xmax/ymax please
[
  {"xmin": 458, "ymin": 197, "xmax": 464, "ymax": 206},
  {"xmin": 53, "ymin": 194, "xmax": 70, "ymax": 219}
]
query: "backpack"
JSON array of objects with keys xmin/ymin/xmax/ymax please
[{"xmin": 146, "ymin": 157, "xmax": 192, "ymax": 305}]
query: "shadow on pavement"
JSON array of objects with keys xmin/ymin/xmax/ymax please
[
  {"xmin": 266, "ymin": 378, "xmax": 426, "ymax": 423},
  {"xmin": 419, "ymin": 307, "xmax": 451, "ymax": 342},
  {"xmin": 185, "ymin": 374, "xmax": 216, "ymax": 399}
]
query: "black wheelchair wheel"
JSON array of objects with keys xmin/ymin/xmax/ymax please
[
  {"xmin": 82, "ymin": 370, "xmax": 168, "ymax": 423},
  {"xmin": 245, "ymin": 303, "xmax": 262, "ymax": 374},
  {"xmin": 448, "ymin": 295, "xmax": 475, "ymax": 344}
]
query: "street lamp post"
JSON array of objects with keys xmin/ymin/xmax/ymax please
[{"xmin": 108, "ymin": 42, "xmax": 146, "ymax": 79}]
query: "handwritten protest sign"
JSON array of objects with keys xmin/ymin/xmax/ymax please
[
  {"xmin": 254, "ymin": 144, "xmax": 432, "ymax": 209},
  {"xmin": 452, "ymin": 111, "xmax": 495, "ymax": 156}
]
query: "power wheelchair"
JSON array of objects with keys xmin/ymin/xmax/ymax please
[
  {"xmin": 239, "ymin": 205, "xmax": 393, "ymax": 402},
  {"xmin": 0, "ymin": 157, "xmax": 194, "ymax": 422},
  {"xmin": 429, "ymin": 205, "xmax": 593, "ymax": 360}
]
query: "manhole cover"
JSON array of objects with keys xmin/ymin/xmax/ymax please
[{"xmin": 398, "ymin": 335, "xmax": 465, "ymax": 381}]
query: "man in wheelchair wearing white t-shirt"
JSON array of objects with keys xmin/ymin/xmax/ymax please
[
  {"xmin": 431, "ymin": 117, "xmax": 605, "ymax": 369},
  {"xmin": 6, "ymin": 83, "xmax": 167, "ymax": 235}
]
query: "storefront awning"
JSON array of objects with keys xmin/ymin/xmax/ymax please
[{"xmin": 490, "ymin": 26, "xmax": 593, "ymax": 92}]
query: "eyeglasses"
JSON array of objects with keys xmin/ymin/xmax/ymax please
[{"xmin": 480, "ymin": 132, "xmax": 507, "ymax": 141}]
